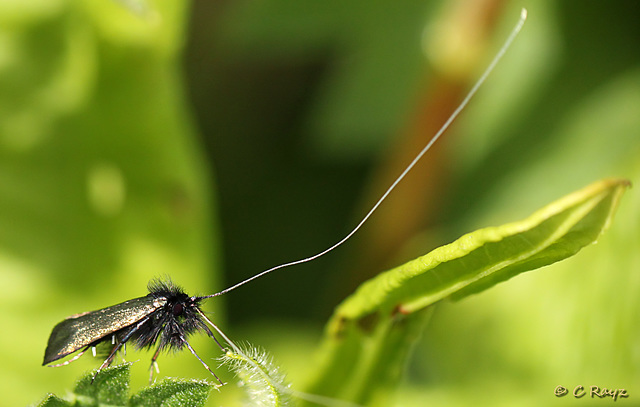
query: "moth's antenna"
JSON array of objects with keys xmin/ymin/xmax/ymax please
[{"xmin": 201, "ymin": 8, "xmax": 527, "ymax": 300}]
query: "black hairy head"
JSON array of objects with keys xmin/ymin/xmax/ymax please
[
  {"xmin": 130, "ymin": 278, "xmax": 212, "ymax": 353},
  {"xmin": 147, "ymin": 278, "xmax": 186, "ymax": 298}
]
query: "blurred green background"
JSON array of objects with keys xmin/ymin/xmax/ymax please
[{"xmin": 1, "ymin": 0, "xmax": 638, "ymax": 406}]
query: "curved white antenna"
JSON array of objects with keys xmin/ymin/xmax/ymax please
[{"xmin": 201, "ymin": 8, "xmax": 527, "ymax": 300}]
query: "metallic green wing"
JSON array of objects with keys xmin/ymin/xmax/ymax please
[{"xmin": 43, "ymin": 295, "xmax": 167, "ymax": 365}]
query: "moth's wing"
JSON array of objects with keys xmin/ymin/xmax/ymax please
[{"xmin": 43, "ymin": 295, "xmax": 167, "ymax": 365}]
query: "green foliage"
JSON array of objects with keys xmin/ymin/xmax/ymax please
[
  {"xmin": 74, "ymin": 363, "xmax": 130, "ymax": 406},
  {"xmin": 38, "ymin": 395, "xmax": 69, "ymax": 407},
  {"xmin": 302, "ymin": 179, "xmax": 629, "ymax": 406},
  {"xmin": 334, "ymin": 179, "xmax": 628, "ymax": 319},
  {"xmin": 220, "ymin": 347, "xmax": 292, "ymax": 407},
  {"xmin": 129, "ymin": 379, "xmax": 212, "ymax": 407},
  {"xmin": 38, "ymin": 364, "xmax": 213, "ymax": 407}
]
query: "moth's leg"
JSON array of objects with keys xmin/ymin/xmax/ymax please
[
  {"xmin": 92, "ymin": 341, "xmax": 123, "ymax": 382},
  {"xmin": 148, "ymin": 346, "xmax": 162, "ymax": 385},
  {"xmin": 121, "ymin": 341, "xmax": 127, "ymax": 362},
  {"xmin": 194, "ymin": 308, "xmax": 229, "ymax": 351},
  {"xmin": 47, "ymin": 346, "xmax": 90, "ymax": 367},
  {"xmin": 209, "ymin": 330, "xmax": 225, "ymax": 351},
  {"xmin": 91, "ymin": 316, "xmax": 150, "ymax": 383},
  {"xmin": 181, "ymin": 334, "xmax": 225, "ymax": 387},
  {"xmin": 105, "ymin": 334, "xmax": 127, "ymax": 363}
]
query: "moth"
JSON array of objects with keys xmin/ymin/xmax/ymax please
[
  {"xmin": 43, "ymin": 279, "xmax": 228, "ymax": 384},
  {"xmin": 42, "ymin": 8, "xmax": 527, "ymax": 385}
]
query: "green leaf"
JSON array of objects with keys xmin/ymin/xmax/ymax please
[
  {"xmin": 337, "ymin": 177, "xmax": 628, "ymax": 321},
  {"xmin": 129, "ymin": 378, "xmax": 213, "ymax": 407},
  {"xmin": 36, "ymin": 364, "xmax": 214, "ymax": 407},
  {"xmin": 37, "ymin": 394, "xmax": 71, "ymax": 407},
  {"xmin": 73, "ymin": 363, "xmax": 131, "ymax": 407},
  {"xmin": 303, "ymin": 178, "xmax": 629, "ymax": 406},
  {"xmin": 220, "ymin": 346, "xmax": 292, "ymax": 407}
]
